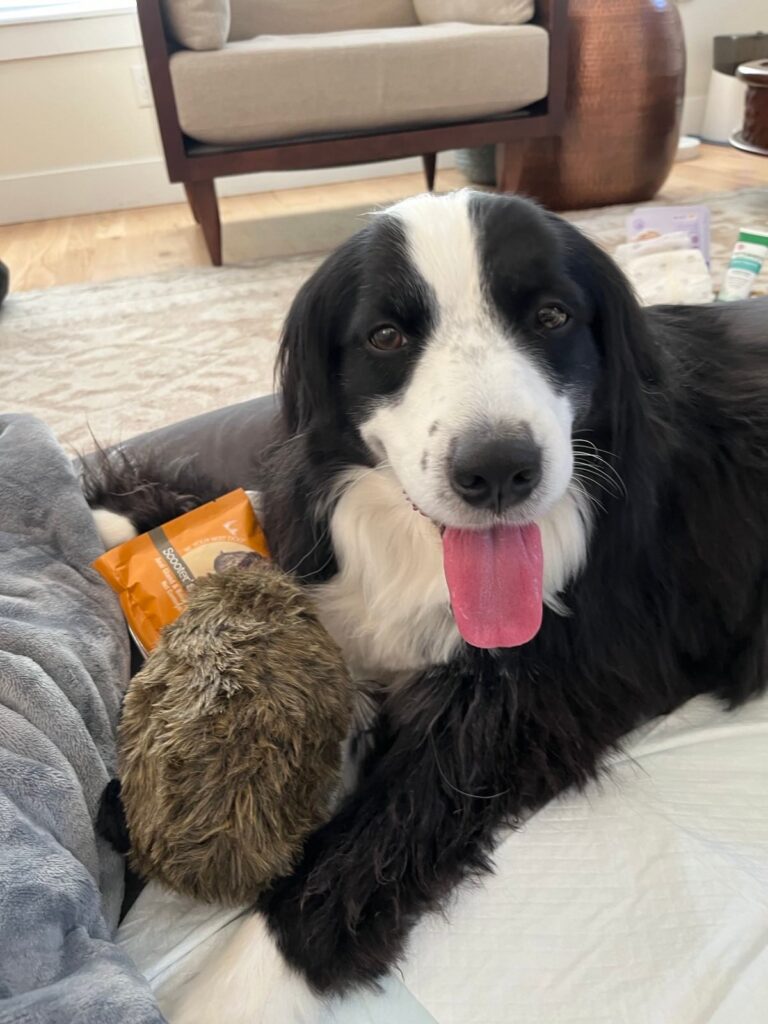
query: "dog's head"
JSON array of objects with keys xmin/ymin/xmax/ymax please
[{"xmin": 278, "ymin": 191, "xmax": 657, "ymax": 646}]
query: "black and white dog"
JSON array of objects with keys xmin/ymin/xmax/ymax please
[{"xmin": 90, "ymin": 191, "xmax": 768, "ymax": 1022}]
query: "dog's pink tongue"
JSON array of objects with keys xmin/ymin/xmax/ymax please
[{"xmin": 442, "ymin": 523, "xmax": 543, "ymax": 649}]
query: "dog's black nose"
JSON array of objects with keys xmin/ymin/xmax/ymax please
[{"xmin": 450, "ymin": 435, "xmax": 543, "ymax": 511}]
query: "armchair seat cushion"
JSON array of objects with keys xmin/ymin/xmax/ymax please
[{"xmin": 169, "ymin": 22, "xmax": 549, "ymax": 146}]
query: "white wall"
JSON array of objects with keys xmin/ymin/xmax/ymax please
[
  {"xmin": 0, "ymin": 46, "xmax": 161, "ymax": 174},
  {"xmin": 0, "ymin": 0, "xmax": 765, "ymax": 224},
  {"xmin": 0, "ymin": 11, "xmax": 182, "ymax": 222},
  {"xmin": 676, "ymin": 0, "xmax": 767, "ymax": 134},
  {"xmin": 0, "ymin": 9, "xmax": 447, "ymax": 225}
]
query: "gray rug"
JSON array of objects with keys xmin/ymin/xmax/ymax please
[{"xmin": 1, "ymin": 188, "xmax": 765, "ymax": 453}]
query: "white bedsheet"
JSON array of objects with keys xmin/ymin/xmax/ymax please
[{"xmin": 118, "ymin": 693, "xmax": 768, "ymax": 1023}]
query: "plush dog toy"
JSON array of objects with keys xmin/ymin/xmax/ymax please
[{"xmin": 100, "ymin": 559, "xmax": 352, "ymax": 905}]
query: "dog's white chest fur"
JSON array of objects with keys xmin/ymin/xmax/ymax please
[
  {"xmin": 310, "ymin": 467, "xmax": 459, "ymax": 677},
  {"xmin": 311, "ymin": 467, "xmax": 592, "ymax": 679}
]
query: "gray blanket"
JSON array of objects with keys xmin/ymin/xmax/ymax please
[{"xmin": 0, "ymin": 415, "xmax": 164, "ymax": 1023}]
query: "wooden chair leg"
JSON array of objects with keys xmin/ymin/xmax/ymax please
[
  {"xmin": 495, "ymin": 142, "xmax": 528, "ymax": 194},
  {"xmin": 422, "ymin": 153, "xmax": 437, "ymax": 191},
  {"xmin": 184, "ymin": 183, "xmax": 201, "ymax": 223},
  {"xmin": 185, "ymin": 179, "xmax": 222, "ymax": 265}
]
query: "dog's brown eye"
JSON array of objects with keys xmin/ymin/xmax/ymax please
[
  {"xmin": 368, "ymin": 325, "xmax": 405, "ymax": 351},
  {"xmin": 537, "ymin": 305, "xmax": 569, "ymax": 330}
]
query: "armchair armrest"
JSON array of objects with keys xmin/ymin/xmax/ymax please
[
  {"xmin": 534, "ymin": 0, "xmax": 569, "ymax": 126},
  {"xmin": 137, "ymin": 0, "xmax": 189, "ymax": 180}
]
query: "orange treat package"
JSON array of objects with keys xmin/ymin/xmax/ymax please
[{"xmin": 93, "ymin": 488, "xmax": 270, "ymax": 655}]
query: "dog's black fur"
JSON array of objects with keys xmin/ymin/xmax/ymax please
[{"xmin": 87, "ymin": 196, "xmax": 768, "ymax": 997}]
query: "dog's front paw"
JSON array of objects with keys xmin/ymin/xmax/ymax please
[
  {"xmin": 168, "ymin": 913, "xmax": 322, "ymax": 1024},
  {"xmin": 265, "ymin": 868, "xmax": 397, "ymax": 995}
]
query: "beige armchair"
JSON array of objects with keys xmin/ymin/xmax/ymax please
[{"xmin": 138, "ymin": 0, "xmax": 568, "ymax": 264}]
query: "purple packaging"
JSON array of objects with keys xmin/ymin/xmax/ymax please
[{"xmin": 626, "ymin": 205, "xmax": 711, "ymax": 264}]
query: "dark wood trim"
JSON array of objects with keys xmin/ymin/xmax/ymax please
[
  {"xmin": 422, "ymin": 153, "xmax": 437, "ymax": 191},
  {"xmin": 185, "ymin": 180, "xmax": 221, "ymax": 265},
  {"xmin": 496, "ymin": 140, "xmax": 529, "ymax": 194},
  {"xmin": 183, "ymin": 183, "xmax": 201, "ymax": 223},
  {"xmin": 136, "ymin": 0, "xmax": 188, "ymax": 178},
  {"xmin": 179, "ymin": 111, "xmax": 560, "ymax": 183},
  {"xmin": 538, "ymin": 0, "xmax": 570, "ymax": 131},
  {"xmin": 136, "ymin": 0, "xmax": 569, "ymax": 261}
]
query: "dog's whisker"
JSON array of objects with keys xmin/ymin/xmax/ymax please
[
  {"xmin": 572, "ymin": 440, "xmax": 627, "ymax": 496},
  {"xmin": 572, "ymin": 458, "xmax": 622, "ymax": 483},
  {"xmin": 571, "ymin": 475, "xmax": 607, "ymax": 515},
  {"xmin": 572, "ymin": 457, "xmax": 623, "ymax": 488},
  {"xmin": 573, "ymin": 475, "xmax": 622, "ymax": 502},
  {"xmin": 573, "ymin": 464, "xmax": 622, "ymax": 499},
  {"xmin": 572, "ymin": 455, "xmax": 626, "ymax": 497},
  {"xmin": 283, "ymin": 527, "xmax": 331, "ymax": 577}
]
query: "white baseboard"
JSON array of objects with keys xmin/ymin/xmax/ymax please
[
  {"xmin": 0, "ymin": 158, "xmax": 176, "ymax": 224},
  {"xmin": 0, "ymin": 152, "xmax": 457, "ymax": 226},
  {"xmin": 681, "ymin": 94, "xmax": 707, "ymax": 137}
]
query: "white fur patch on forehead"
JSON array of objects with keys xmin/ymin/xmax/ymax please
[{"xmin": 387, "ymin": 190, "xmax": 483, "ymax": 318}]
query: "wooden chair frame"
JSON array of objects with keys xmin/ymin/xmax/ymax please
[{"xmin": 137, "ymin": 0, "xmax": 569, "ymax": 264}]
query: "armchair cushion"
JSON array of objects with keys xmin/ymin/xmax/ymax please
[
  {"xmin": 228, "ymin": 0, "xmax": 418, "ymax": 42},
  {"xmin": 162, "ymin": 0, "xmax": 230, "ymax": 51},
  {"xmin": 170, "ymin": 22, "xmax": 549, "ymax": 146},
  {"xmin": 415, "ymin": 0, "xmax": 534, "ymax": 24}
]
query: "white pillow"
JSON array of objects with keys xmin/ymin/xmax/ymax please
[
  {"xmin": 163, "ymin": 0, "xmax": 230, "ymax": 51},
  {"xmin": 414, "ymin": 0, "xmax": 534, "ymax": 25}
]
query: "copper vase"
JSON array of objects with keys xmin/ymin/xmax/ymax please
[{"xmin": 518, "ymin": 0, "xmax": 686, "ymax": 210}]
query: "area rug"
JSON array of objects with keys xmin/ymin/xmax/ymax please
[{"xmin": 1, "ymin": 188, "xmax": 765, "ymax": 454}]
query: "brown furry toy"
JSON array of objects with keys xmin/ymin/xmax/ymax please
[{"xmin": 97, "ymin": 560, "xmax": 352, "ymax": 905}]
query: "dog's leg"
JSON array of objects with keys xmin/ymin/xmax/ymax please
[
  {"xmin": 81, "ymin": 446, "xmax": 221, "ymax": 543},
  {"xmin": 168, "ymin": 914, "xmax": 320, "ymax": 1024},
  {"xmin": 92, "ymin": 508, "xmax": 137, "ymax": 549},
  {"xmin": 168, "ymin": 658, "xmax": 636, "ymax": 1022}
]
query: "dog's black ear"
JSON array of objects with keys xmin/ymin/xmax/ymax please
[
  {"xmin": 554, "ymin": 215, "xmax": 661, "ymax": 387},
  {"xmin": 553, "ymin": 216, "xmax": 666, "ymax": 526},
  {"xmin": 277, "ymin": 234, "xmax": 363, "ymax": 435}
]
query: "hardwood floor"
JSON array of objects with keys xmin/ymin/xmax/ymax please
[{"xmin": 1, "ymin": 144, "xmax": 764, "ymax": 293}]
